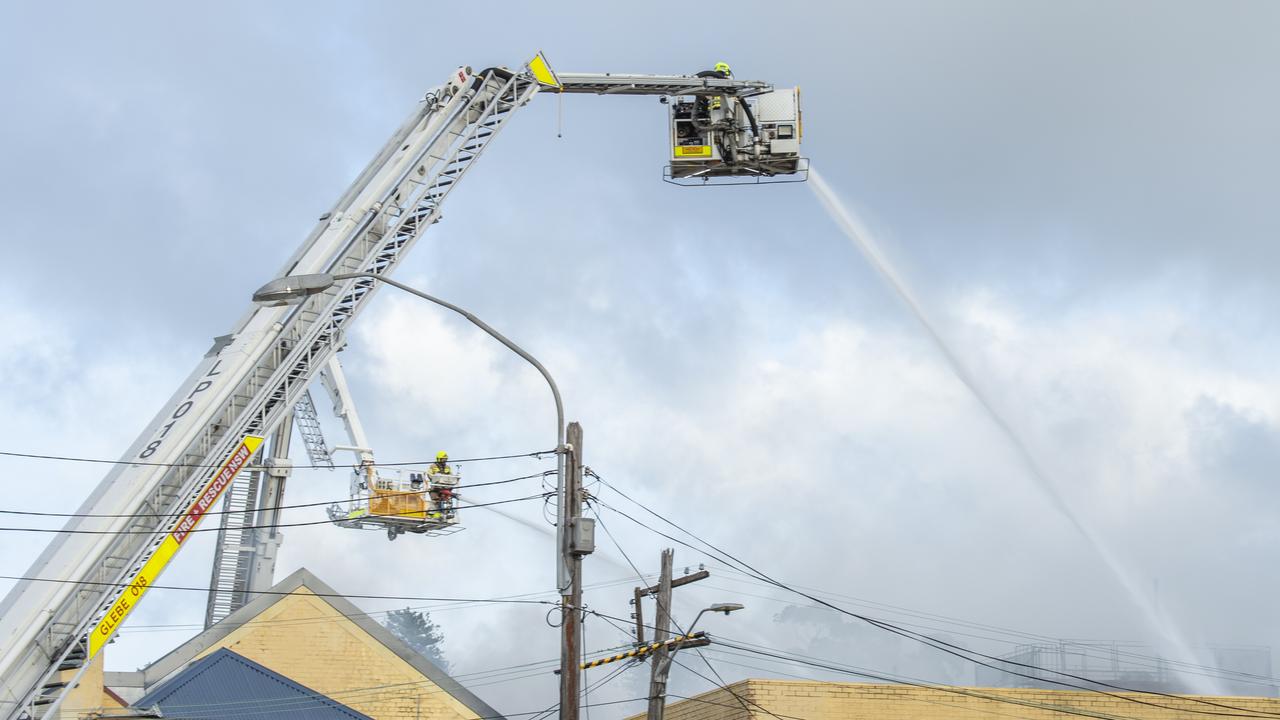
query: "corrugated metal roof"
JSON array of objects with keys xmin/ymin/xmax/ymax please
[{"xmin": 134, "ymin": 648, "xmax": 372, "ymax": 719}]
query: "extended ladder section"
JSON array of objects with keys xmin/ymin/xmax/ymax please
[
  {"xmin": 0, "ymin": 65, "xmax": 540, "ymax": 720},
  {"xmin": 203, "ymin": 469, "xmax": 260, "ymax": 626},
  {"xmin": 203, "ymin": 416, "xmax": 294, "ymax": 631},
  {"xmin": 293, "ymin": 389, "xmax": 335, "ymax": 469},
  {"xmin": 555, "ymin": 73, "xmax": 772, "ymax": 97}
]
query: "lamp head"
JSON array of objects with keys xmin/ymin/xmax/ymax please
[
  {"xmin": 708, "ymin": 603, "xmax": 744, "ymax": 615},
  {"xmin": 252, "ymin": 273, "xmax": 337, "ymax": 305}
]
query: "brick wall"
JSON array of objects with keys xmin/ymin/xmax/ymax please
[
  {"xmin": 191, "ymin": 587, "xmax": 476, "ymax": 720},
  {"xmin": 57, "ymin": 652, "xmax": 126, "ymax": 720},
  {"xmin": 644, "ymin": 679, "xmax": 1280, "ymax": 720}
]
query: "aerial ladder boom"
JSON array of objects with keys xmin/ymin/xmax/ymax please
[
  {"xmin": 0, "ymin": 60, "xmax": 796, "ymax": 720},
  {"xmin": 0, "ymin": 63, "xmax": 542, "ymax": 720}
]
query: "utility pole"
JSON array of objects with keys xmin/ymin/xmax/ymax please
[
  {"xmin": 637, "ymin": 551, "xmax": 713, "ymax": 720},
  {"xmin": 560, "ymin": 422, "xmax": 592, "ymax": 720},
  {"xmin": 647, "ymin": 549, "xmax": 674, "ymax": 720}
]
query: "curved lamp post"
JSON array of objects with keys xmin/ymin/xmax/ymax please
[
  {"xmin": 649, "ymin": 602, "xmax": 744, "ymax": 720},
  {"xmin": 252, "ymin": 271, "xmax": 568, "ymax": 589}
]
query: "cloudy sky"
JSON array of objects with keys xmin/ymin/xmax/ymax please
[{"xmin": 2, "ymin": 0, "xmax": 1279, "ymax": 715}]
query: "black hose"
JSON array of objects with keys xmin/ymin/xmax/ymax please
[
  {"xmin": 479, "ymin": 66, "xmax": 516, "ymax": 81},
  {"xmin": 739, "ymin": 97, "xmax": 760, "ymax": 139},
  {"xmin": 469, "ymin": 66, "xmax": 516, "ymax": 91}
]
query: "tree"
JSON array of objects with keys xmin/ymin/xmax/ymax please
[{"xmin": 384, "ymin": 607, "xmax": 449, "ymax": 672}]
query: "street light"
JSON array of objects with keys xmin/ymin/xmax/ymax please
[
  {"xmin": 251, "ymin": 271, "xmax": 568, "ymax": 589},
  {"xmin": 648, "ymin": 602, "xmax": 744, "ymax": 720},
  {"xmin": 687, "ymin": 603, "xmax": 745, "ymax": 635}
]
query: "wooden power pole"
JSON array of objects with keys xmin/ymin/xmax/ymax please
[
  {"xmin": 641, "ymin": 551, "xmax": 711, "ymax": 720},
  {"xmin": 560, "ymin": 422, "xmax": 590, "ymax": 720},
  {"xmin": 646, "ymin": 549, "xmax": 674, "ymax": 720}
]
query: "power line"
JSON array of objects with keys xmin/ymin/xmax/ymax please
[
  {"xmin": 715, "ymin": 638, "xmax": 1280, "ymax": 720},
  {"xmin": 96, "ymin": 642, "xmax": 643, "ymax": 718},
  {"xmin": 578, "ymin": 624, "xmax": 647, "ymax": 720},
  {"xmin": 583, "ymin": 582, "xmax": 591, "ymax": 720},
  {"xmin": 585, "ymin": 505, "xmax": 647, "ymax": 588},
  {"xmin": 585, "ymin": 499, "xmax": 790, "ymax": 720},
  {"xmin": 122, "ymin": 574, "xmax": 650, "ymax": 634},
  {"xmin": 701, "ymin": 569, "xmax": 1279, "ymax": 691},
  {"xmin": 586, "ymin": 473, "xmax": 1280, "ymax": 719},
  {"xmin": 689, "ymin": 649, "xmax": 1041, "ymax": 720},
  {"xmin": 65, "ymin": 636, "xmax": 644, "ymax": 718},
  {"xmin": 591, "ymin": 493, "xmax": 1276, "ymax": 718},
  {"xmin": 142, "ymin": 617, "xmax": 1131, "ymax": 717},
  {"xmin": 71, "ymin": 671, "xmax": 640, "ymax": 720},
  {"xmin": 713, "ymin": 640, "xmax": 1154, "ymax": 720},
  {"xmin": 577, "ymin": 606, "xmax": 1122, "ymax": 720},
  {"xmin": 587, "ymin": 475, "xmax": 1274, "ymax": 716},
  {"xmin": 0, "ymin": 448, "xmax": 554, "ymax": 470},
  {"xmin": 109, "ymin": 661, "xmax": 554, "ymax": 716},
  {"xmin": 578, "ymin": 529, "xmax": 776, "ymax": 720},
  {"xmin": 0, "ymin": 471, "xmax": 552, "ymax": 521},
  {"xmin": 700, "ymin": 645, "xmax": 1072, "ymax": 720},
  {"xmin": 376, "ymin": 451, "xmax": 556, "ymax": 466},
  {"xmin": 529, "ymin": 656, "xmax": 640, "ymax": 720},
  {"xmin": 0, "ymin": 573, "xmax": 562, "ymax": 607},
  {"xmin": 586, "ymin": 611, "xmax": 639, "ymax": 646},
  {"xmin": 581, "ymin": 584, "xmax": 1070, "ymax": 717},
  {"xmin": 0, "ymin": 492, "xmax": 549, "ymax": 535},
  {"xmin": 665, "ymin": 655, "xmax": 803, "ymax": 717}
]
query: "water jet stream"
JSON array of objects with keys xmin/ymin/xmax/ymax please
[{"xmin": 808, "ymin": 167, "xmax": 1221, "ymax": 695}]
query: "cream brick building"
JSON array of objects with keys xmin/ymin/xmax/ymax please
[
  {"xmin": 648, "ymin": 679, "xmax": 1280, "ymax": 720},
  {"xmin": 60, "ymin": 568, "xmax": 503, "ymax": 720}
]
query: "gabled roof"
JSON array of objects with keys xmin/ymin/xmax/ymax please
[
  {"xmin": 129, "ymin": 567, "xmax": 503, "ymax": 719},
  {"xmin": 135, "ymin": 648, "xmax": 371, "ymax": 719}
]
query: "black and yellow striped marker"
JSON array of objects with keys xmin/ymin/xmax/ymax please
[{"xmin": 580, "ymin": 631, "xmax": 707, "ymax": 669}]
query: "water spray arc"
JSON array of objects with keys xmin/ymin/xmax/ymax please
[{"xmin": 807, "ymin": 167, "xmax": 1221, "ymax": 695}]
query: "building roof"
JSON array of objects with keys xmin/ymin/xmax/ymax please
[
  {"xmin": 134, "ymin": 648, "xmax": 372, "ymax": 719},
  {"xmin": 645, "ymin": 679, "xmax": 1280, "ymax": 720},
  {"xmin": 108, "ymin": 567, "xmax": 503, "ymax": 720}
]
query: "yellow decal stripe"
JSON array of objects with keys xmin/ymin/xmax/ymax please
[
  {"xmin": 89, "ymin": 435, "xmax": 264, "ymax": 657},
  {"xmin": 675, "ymin": 146, "xmax": 712, "ymax": 158}
]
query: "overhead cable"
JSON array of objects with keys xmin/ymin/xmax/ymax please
[
  {"xmin": 587, "ymin": 471, "xmax": 1280, "ymax": 719},
  {"xmin": 706, "ymin": 642, "xmax": 1150, "ymax": 720},
  {"xmin": 704, "ymin": 568, "xmax": 1278, "ymax": 690},
  {"xmin": 0, "ymin": 448, "xmax": 555, "ymax": 470},
  {"xmin": 122, "ymin": 574, "xmax": 649, "ymax": 634},
  {"xmin": 0, "ymin": 493, "xmax": 549, "ymax": 535},
  {"xmin": 0, "ymin": 574, "xmax": 561, "ymax": 606},
  {"xmin": 0, "ymin": 471, "xmax": 552, "ymax": 521}
]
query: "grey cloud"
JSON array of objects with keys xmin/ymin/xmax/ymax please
[
  {"xmin": 1187, "ymin": 396, "xmax": 1280, "ymax": 493},
  {"xmin": 4, "ymin": 1, "xmax": 1280, "ymax": 716}
]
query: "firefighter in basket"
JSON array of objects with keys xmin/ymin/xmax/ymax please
[{"xmin": 428, "ymin": 451, "xmax": 454, "ymax": 521}]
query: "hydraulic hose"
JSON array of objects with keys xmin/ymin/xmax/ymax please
[
  {"xmin": 476, "ymin": 66, "xmax": 516, "ymax": 84},
  {"xmin": 739, "ymin": 96, "xmax": 760, "ymax": 139}
]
